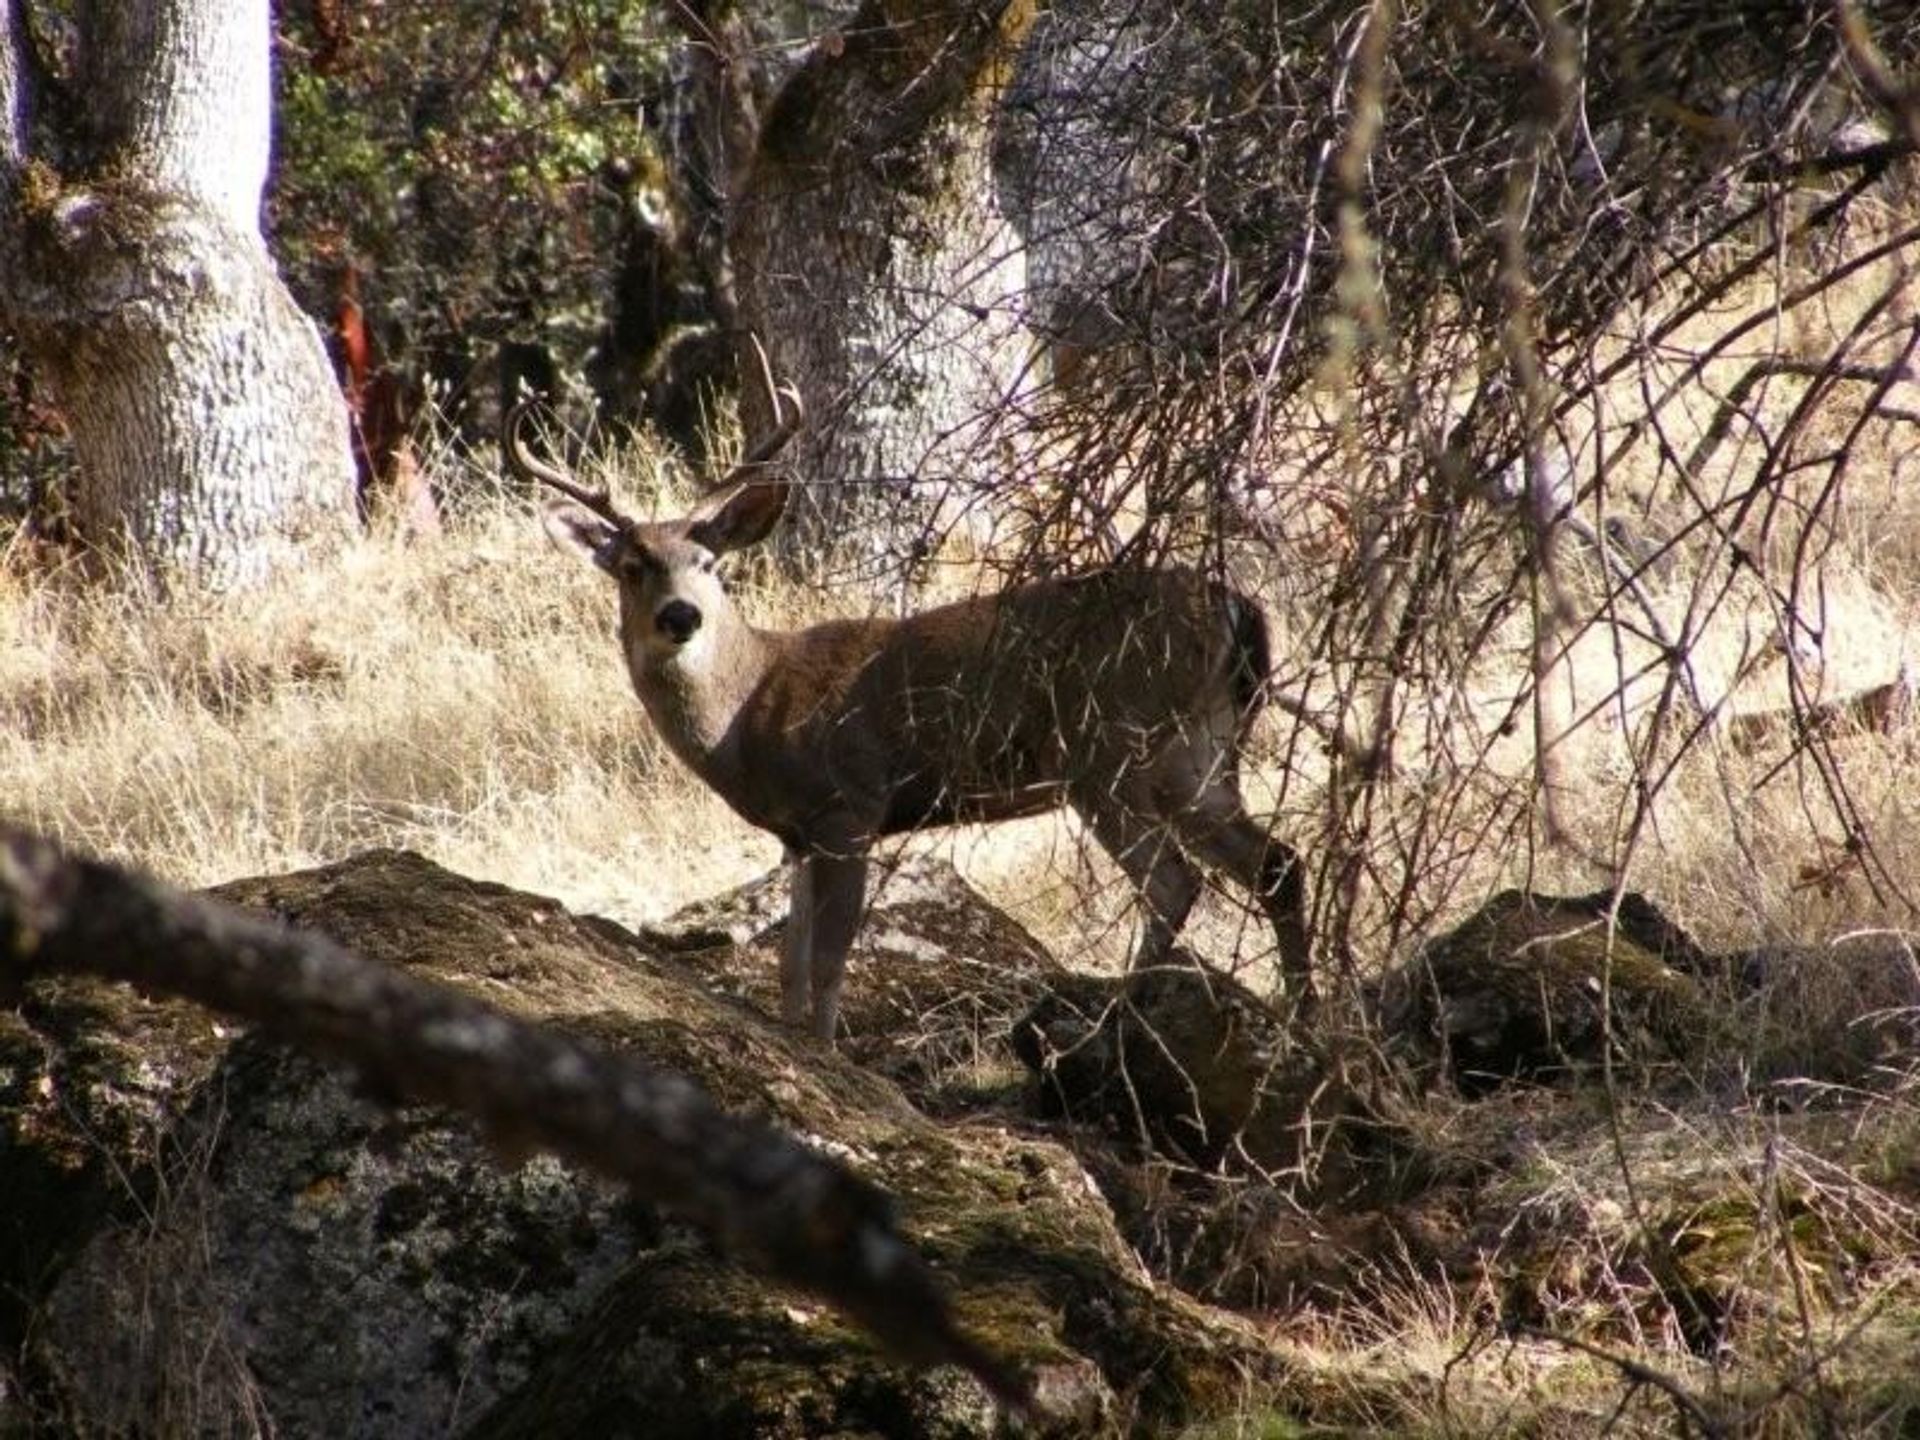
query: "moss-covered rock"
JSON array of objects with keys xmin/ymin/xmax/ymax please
[
  {"xmin": 0, "ymin": 971, "xmax": 233, "ymax": 1417},
  {"xmin": 7, "ymin": 849, "xmax": 1284, "ymax": 1436},
  {"xmin": 1726, "ymin": 932, "xmax": 1920, "ymax": 1091},
  {"xmin": 654, "ymin": 854, "xmax": 1066, "ymax": 1114},
  {"xmin": 1381, "ymin": 889, "xmax": 1718, "ymax": 1094},
  {"xmin": 1009, "ymin": 956, "xmax": 1329, "ymax": 1175}
]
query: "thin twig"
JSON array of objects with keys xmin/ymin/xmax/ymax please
[{"xmin": 1509, "ymin": 1321, "xmax": 1726, "ymax": 1439}]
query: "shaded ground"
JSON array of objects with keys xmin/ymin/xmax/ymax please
[
  {"xmin": 2, "ymin": 851, "xmax": 1281, "ymax": 1437},
  {"xmin": 4, "ymin": 854, "xmax": 1919, "ymax": 1436}
]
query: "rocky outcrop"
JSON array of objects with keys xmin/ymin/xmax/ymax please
[
  {"xmin": 1010, "ymin": 957, "xmax": 1331, "ymax": 1174},
  {"xmin": 3, "ymin": 850, "xmax": 1282, "ymax": 1437},
  {"xmin": 10, "ymin": 852, "xmax": 1915, "ymax": 1437},
  {"xmin": 1380, "ymin": 888, "xmax": 1920, "ymax": 1097},
  {"xmin": 1378, "ymin": 888, "xmax": 1718, "ymax": 1093}
]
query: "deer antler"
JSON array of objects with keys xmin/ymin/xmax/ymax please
[
  {"xmin": 504, "ymin": 400, "xmax": 633, "ymax": 528},
  {"xmin": 715, "ymin": 336, "xmax": 806, "ymax": 488}
]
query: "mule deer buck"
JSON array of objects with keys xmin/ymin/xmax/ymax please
[{"xmin": 511, "ymin": 393, "xmax": 1312, "ymax": 1042}]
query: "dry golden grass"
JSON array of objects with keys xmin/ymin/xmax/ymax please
[
  {"xmin": 6, "ymin": 381, "xmax": 1920, "ymax": 1435},
  {"xmin": 5, "ymin": 387, "xmax": 1920, "ymax": 975},
  {"xmin": 0, "ymin": 476, "xmax": 758, "ymax": 923}
]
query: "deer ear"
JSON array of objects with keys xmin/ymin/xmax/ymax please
[
  {"xmin": 688, "ymin": 479, "xmax": 788, "ymax": 553},
  {"xmin": 541, "ymin": 500, "xmax": 623, "ymax": 574}
]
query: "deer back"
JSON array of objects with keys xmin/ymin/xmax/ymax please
[{"xmin": 727, "ymin": 567, "xmax": 1268, "ymax": 839}]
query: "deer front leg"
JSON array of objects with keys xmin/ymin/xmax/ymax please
[
  {"xmin": 804, "ymin": 847, "xmax": 870, "ymax": 1044},
  {"xmin": 779, "ymin": 849, "xmax": 817, "ymax": 1029}
]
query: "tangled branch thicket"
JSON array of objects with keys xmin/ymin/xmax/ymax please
[{"xmin": 970, "ymin": 0, "xmax": 1920, "ymax": 976}]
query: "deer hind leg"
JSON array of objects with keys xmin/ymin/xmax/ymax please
[
  {"xmin": 1170, "ymin": 787, "xmax": 1315, "ymax": 1013},
  {"xmin": 1077, "ymin": 791, "xmax": 1203, "ymax": 970}
]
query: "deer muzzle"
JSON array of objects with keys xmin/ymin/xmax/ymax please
[{"xmin": 655, "ymin": 599, "xmax": 703, "ymax": 645}]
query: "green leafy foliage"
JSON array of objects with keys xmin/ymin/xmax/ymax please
[{"xmin": 267, "ymin": 0, "xmax": 679, "ymax": 437}]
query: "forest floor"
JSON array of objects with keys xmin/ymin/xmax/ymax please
[{"xmin": 6, "ymin": 351, "xmax": 1920, "ymax": 1433}]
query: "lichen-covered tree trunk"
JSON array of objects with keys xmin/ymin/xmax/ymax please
[
  {"xmin": 729, "ymin": 1, "xmax": 1036, "ymax": 577},
  {"xmin": 0, "ymin": 0, "xmax": 354, "ymax": 586}
]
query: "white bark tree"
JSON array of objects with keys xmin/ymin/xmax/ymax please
[
  {"xmin": 726, "ymin": 0, "xmax": 1036, "ymax": 578},
  {"xmin": 0, "ymin": 0, "xmax": 355, "ymax": 585}
]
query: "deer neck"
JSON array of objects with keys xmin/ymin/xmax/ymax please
[{"xmin": 632, "ymin": 617, "xmax": 772, "ymax": 770}]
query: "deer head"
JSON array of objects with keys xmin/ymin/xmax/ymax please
[{"xmin": 506, "ymin": 358, "xmax": 804, "ymax": 667}]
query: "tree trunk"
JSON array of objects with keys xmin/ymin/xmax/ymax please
[
  {"xmin": 0, "ymin": 0, "xmax": 355, "ymax": 586},
  {"xmin": 729, "ymin": 1, "xmax": 1036, "ymax": 579}
]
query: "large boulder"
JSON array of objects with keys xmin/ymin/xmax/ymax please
[
  {"xmin": 641, "ymin": 854, "xmax": 1070, "ymax": 1112},
  {"xmin": 1720, "ymin": 931, "xmax": 1920, "ymax": 1092},
  {"xmin": 1379, "ymin": 888, "xmax": 1717, "ymax": 1094},
  {"xmin": 2, "ymin": 850, "xmax": 1285, "ymax": 1437},
  {"xmin": 1004, "ymin": 957, "xmax": 1386, "ymax": 1317},
  {"xmin": 1009, "ymin": 957, "xmax": 1329, "ymax": 1175},
  {"xmin": 1381, "ymin": 888, "xmax": 1920, "ymax": 1099}
]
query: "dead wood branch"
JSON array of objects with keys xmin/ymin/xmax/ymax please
[
  {"xmin": 1509, "ymin": 1321, "xmax": 1727, "ymax": 1439},
  {"xmin": 0, "ymin": 826, "xmax": 1030, "ymax": 1411}
]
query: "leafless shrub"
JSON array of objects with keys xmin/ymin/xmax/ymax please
[{"xmin": 959, "ymin": 0, "xmax": 1920, "ymax": 988}]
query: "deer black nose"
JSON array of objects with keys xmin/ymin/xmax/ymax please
[{"xmin": 655, "ymin": 599, "xmax": 702, "ymax": 644}]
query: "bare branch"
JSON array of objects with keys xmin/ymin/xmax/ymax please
[
  {"xmin": 1559, "ymin": 511, "xmax": 1709, "ymax": 716},
  {"xmin": 0, "ymin": 826, "xmax": 1031, "ymax": 1412},
  {"xmin": 1724, "ymin": 669, "xmax": 1914, "ymax": 753},
  {"xmin": 1839, "ymin": 0, "xmax": 1920, "ymax": 151},
  {"xmin": 1509, "ymin": 1321, "xmax": 1727, "ymax": 1439}
]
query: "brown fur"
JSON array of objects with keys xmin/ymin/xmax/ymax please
[{"xmin": 538, "ymin": 472, "xmax": 1312, "ymax": 1042}]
